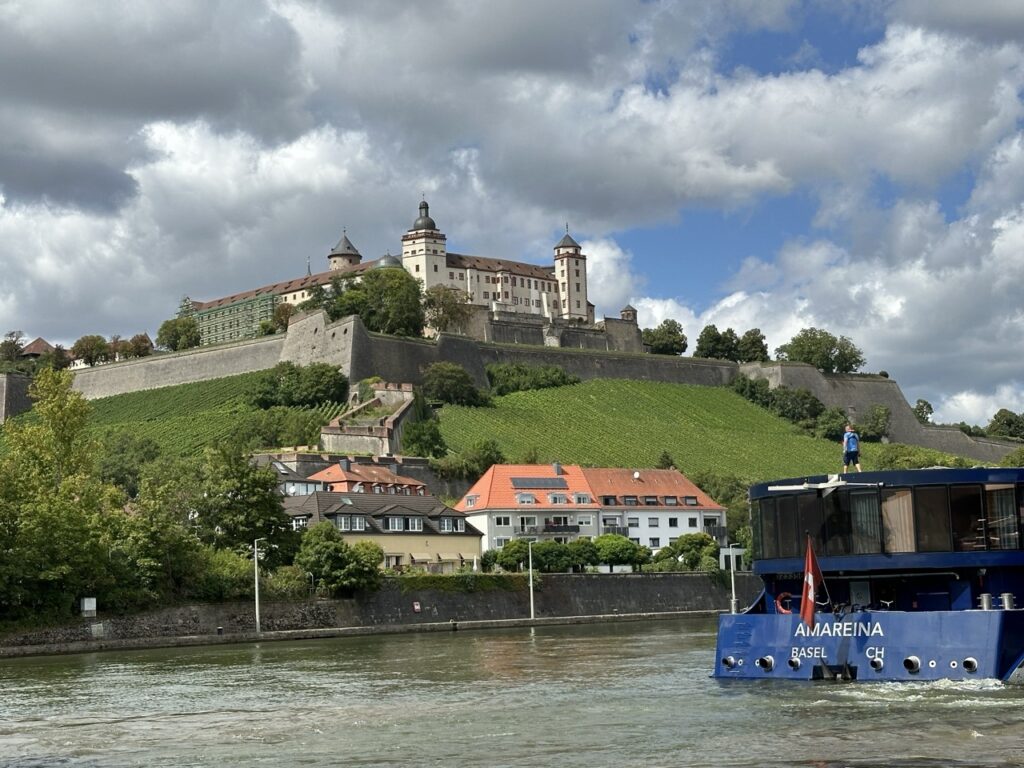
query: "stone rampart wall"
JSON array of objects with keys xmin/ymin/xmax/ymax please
[
  {"xmin": 0, "ymin": 572, "xmax": 761, "ymax": 649},
  {"xmin": 0, "ymin": 373, "xmax": 32, "ymax": 425}
]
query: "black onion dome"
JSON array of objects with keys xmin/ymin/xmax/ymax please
[
  {"xmin": 375, "ymin": 253, "xmax": 403, "ymax": 269},
  {"xmin": 412, "ymin": 200, "xmax": 437, "ymax": 230}
]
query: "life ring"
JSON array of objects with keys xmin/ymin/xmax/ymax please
[{"xmin": 775, "ymin": 592, "xmax": 793, "ymax": 614}]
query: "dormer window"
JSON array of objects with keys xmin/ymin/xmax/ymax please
[
  {"xmin": 548, "ymin": 493, "xmax": 568, "ymax": 504},
  {"xmin": 574, "ymin": 494, "xmax": 591, "ymax": 504},
  {"xmin": 624, "ymin": 496, "xmax": 639, "ymax": 506},
  {"xmin": 684, "ymin": 496, "xmax": 699, "ymax": 506},
  {"xmin": 643, "ymin": 496, "xmax": 658, "ymax": 506},
  {"xmin": 602, "ymin": 496, "xmax": 617, "ymax": 505},
  {"xmin": 465, "ymin": 495, "xmax": 477, "ymax": 508},
  {"xmin": 664, "ymin": 496, "xmax": 678, "ymax": 506},
  {"xmin": 517, "ymin": 493, "xmax": 537, "ymax": 505}
]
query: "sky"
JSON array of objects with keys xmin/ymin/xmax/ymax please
[{"xmin": 1, "ymin": 0, "xmax": 1023, "ymax": 426}]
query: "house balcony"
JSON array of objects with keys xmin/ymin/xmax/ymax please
[
  {"xmin": 543, "ymin": 524, "xmax": 580, "ymax": 534},
  {"xmin": 601, "ymin": 526, "xmax": 630, "ymax": 536}
]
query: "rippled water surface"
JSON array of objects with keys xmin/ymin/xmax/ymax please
[{"xmin": 2, "ymin": 617, "xmax": 1024, "ymax": 767}]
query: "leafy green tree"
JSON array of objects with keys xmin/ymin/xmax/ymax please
[
  {"xmin": 252, "ymin": 362, "xmax": 348, "ymax": 408},
  {"xmin": 655, "ymin": 450, "xmax": 675, "ymax": 469},
  {"xmin": 653, "ymin": 532, "xmax": 719, "ymax": 571},
  {"xmin": 565, "ymin": 538, "xmax": 599, "ymax": 571},
  {"xmin": 485, "ymin": 363, "xmax": 580, "ymax": 396},
  {"xmin": 297, "ymin": 283, "xmax": 329, "ymax": 314},
  {"xmin": 736, "ymin": 328, "xmax": 770, "ymax": 362},
  {"xmin": 530, "ymin": 540, "xmax": 571, "ymax": 573},
  {"xmin": 0, "ymin": 330, "xmax": 25, "ymax": 362},
  {"xmin": 72, "ymin": 334, "xmax": 111, "ymax": 366},
  {"xmin": 156, "ymin": 316, "xmax": 201, "ymax": 351},
  {"xmin": 423, "ymin": 285, "xmax": 472, "ymax": 333},
  {"xmin": 124, "ymin": 333, "xmax": 153, "ymax": 358},
  {"xmin": 36, "ymin": 344, "xmax": 71, "ymax": 371},
  {"xmin": 97, "ymin": 431, "xmax": 161, "ymax": 499},
  {"xmin": 859, "ymin": 405, "xmax": 891, "ymax": 441},
  {"xmin": 495, "ymin": 539, "xmax": 529, "ymax": 571},
  {"xmin": 814, "ymin": 407, "xmax": 849, "ymax": 441},
  {"xmin": 693, "ymin": 324, "xmax": 740, "ymax": 361},
  {"xmin": 273, "ymin": 302, "xmax": 295, "ymax": 332},
  {"xmin": 401, "ymin": 418, "xmax": 448, "ymax": 458},
  {"xmin": 913, "ymin": 399, "xmax": 934, "ymax": 424},
  {"xmin": 330, "ymin": 268, "xmax": 425, "ymax": 336},
  {"xmin": 767, "ymin": 386, "xmax": 824, "ymax": 425},
  {"xmin": 775, "ymin": 327, "xmax": 865, "ymax": 373},
  {"xmin": 479, "ymin": 549, "xmax": 499, "ymax": 572},
  {"xmin": 593, "ymin": 534, "xmax": 651, "ymax": 571},
  {"xmin": 999, "ymin": 447, "xmax": 1024, "ymax": 468},
  {"xmin": 987, "ymin": 409, "xmax": 1024, "ymax": 440},
  {"xmin": 295, "ymin": 523, "xmax": 382, "ymax": 595},
  {"xmin": 642, "ymin": 319, "xmax": 688, "ymax": 355},
  {"xmin": 422, "ymin": 362, "xmax": 489, "ymax": 406},
  {"xmin": 731, "ymin": 374, "xmax": 773, "ymax": 408}
]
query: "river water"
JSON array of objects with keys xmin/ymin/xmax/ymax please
[{"xmin": 2, "ymin": 616, "xmax": 1023, "ymax": 767}]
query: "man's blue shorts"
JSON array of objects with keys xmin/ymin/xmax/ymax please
[{"xmin": 844, "ymin": 450, "xmax": 859, "ymax": 466}]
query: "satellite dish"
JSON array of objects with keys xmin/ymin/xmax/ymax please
[{"xmin": 633, "ymin": 471, "xmax": 641, "ymax": 480}]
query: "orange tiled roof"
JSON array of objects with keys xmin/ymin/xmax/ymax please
[
  {"xmin": 308, "ymin": 464, "xmax": 425, "ymax": 488},
  {"xmin": 580, "ymin": 467, "xmax": 725, "ymax": 510},
  {"xmin": 454, "ymin": 464, "xmax": 600, "ymax": 511},
  {"xmin": 190, "ymin": 261, "xmax": 378, "ymax": 311}
]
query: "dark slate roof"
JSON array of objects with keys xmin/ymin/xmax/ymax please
[
  {"xmin": 446, "ymin": 253, "xmax": 556, "ymax": 281},
  {"xmin": 556, "ymin": 232, "xmax": 580, "ymax": 249},
  {"xmin": 283, "ymin": 492, "xmax": 482, "ymax": 537},
  {"xmin": 330, "ymin": 232, "xmax": 361, "ymax": 257}
]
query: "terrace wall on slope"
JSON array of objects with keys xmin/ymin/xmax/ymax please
[{"xmin": 0, "ymin": 373, "xmax": 32, "ymax": 425}]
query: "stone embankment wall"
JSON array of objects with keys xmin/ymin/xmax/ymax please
[{"xmin": 0, "ymin": 573, "xmax": 762, "ymax": 652}]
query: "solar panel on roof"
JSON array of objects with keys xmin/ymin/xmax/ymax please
[{"xmin": 510, "ymin": 477, "xmax": 568, "ymax": 489}]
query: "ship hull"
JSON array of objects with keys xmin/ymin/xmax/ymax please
[{"xmin": 715, "ymin": 609, "xmax": 1024, "ymax": 682}]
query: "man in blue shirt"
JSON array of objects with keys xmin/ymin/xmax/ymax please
[{"xmin": 842, "ymin": 424, "xmax": 862, "ymax": 473}]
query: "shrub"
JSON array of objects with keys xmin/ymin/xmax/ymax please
[
  {"xmin": 485, "ymin": 362, "xmax": 580, "ymax": 396},
  {"xmin": 422, "ymin": 362, "xmax": 489, "ymax": 406}
]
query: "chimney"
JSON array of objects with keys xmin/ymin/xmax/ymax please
[
  {"xmin": 338, "ymin": 457, "xmax": 351, "ymax": 471},
  {"xmin": 553, "ymin": 461, "xmax": 563, "ymax": 475}
]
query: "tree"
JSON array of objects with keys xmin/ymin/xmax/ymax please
[
  {"xmin": 531, "ymin": 540, "xmax": 571, "ymax": 573},
  {"xmin": 655, "ymin": 450, "xmax": 675, "ymax": 470},
  {"xmin": 593, "ymin": 534, "xmax": 651, "ymax": 571},
  {"xmin": 0, "ymin": 330, "xmax": 25, "ymax": 362},
  {"xmin": 485, "ymin": 363, "xmax": 579, "ymax": 396},
  {"xmin": 330, "ymin": 268, "xmax": 425, "ymax": 336},
  {"xmin": 642, "ymin": 319, "xmax": 687, "ymax": 355},
  {"xmin": 913, "ymin": 399, "xmax": 934, "ymax": 425},
  {"xmin": 654, "ymin": 532, "xmax": 719, "ymax": 571},
  {"xmin": 422, "ymin": 362, "xmax": 489, "ymax": 406},
  {"xmin": 124, "ymin": 334, "xmax": 154, "ymax": 359},
  {"xmin": 35, "ymin": 344, "xmax": 71, "ymax": 371},
  {"xmin": 736, "ymin": 328, "xmax": 769, "ymax": 362},
  {"xmin": 423, "ymin": 285, "xmax": 472, "ymax": 333},
  {"xmin": 251, "ymin": 362, "xmax": 348, "ymax": 409},
  {"xmin": 987, "ymin": 409, "xmax": 1024, "ymax": 440},
  {"xmin": 273, "ymin": 302, "xmax": 295, "ymax": 332},
  {"xmin": 692, "ymin": 324, "xmax": 739, "ymax": 361},
  {"xmin": 401, "ymin": 418, "xmax": 448, "ymax": 458},
  {"xmin": 814, "ymin": 406, "xmax": 849, "ymax": 441},
  {"xmin": 860, "ymin": 404, "xmax": 891, "ymax": 441},
  {"xmin": 97, "ymin": 430, "xmax": 161, "ymax": 499},
  {"xmin": 775, "ymin": 327, "xmax": 865, "ymax": 373},
  {"xmin": 72, "ymin": 334, "xmax": 111, "ymax": 366},
  {"xmin": 156, "ymin": 316, "xmax": 201, "ymax": 351},
  {"xmin": 297, "ymin": 283, "xmax": 329, "ymax": 314},
  {"xmin": 494, "ymin": 539, "xmax": 529, "ymax": 571},
  {"xmin": 565, "ymin": 538, "xmax": 599, "ymax": 571},
  {"xmin": 295, "ymin": 525, "xmax": 382, "ymax": 595}
]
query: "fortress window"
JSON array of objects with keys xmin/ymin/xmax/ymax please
[
  {"xmin": 576, "ymin": 301, "xmax": 580, "ymax": 308},
  {"xmin": 483, "ymin": 292, "xmax": 490, "ymax": 299},
  {"xmin": 433, "ymin": 264, "xmax": 438, "ymax": 271},
  {"xmin": 504, "ymin": 291, "xmax": 509, "ymax": 299},
  {"xmin": 449, "ymin": 272, "xmax": 454, "ymax": 279},
  {"xmin": 415, "ymin": 265, "xmax": 420, "ymax": 272},
  {"xmin": 575, "ymin": 283, "xmax": 580, "ymax": 292},
  {"xmin": 575, "ymin": 270, "xmax": 579, "ymax": 277}
]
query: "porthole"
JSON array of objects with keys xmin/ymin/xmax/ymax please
[
  {"xmin": 950, "ymin": 660, "xmax": 958, "ymax": 669},
  {"xmin": 928, "ymin": 660, "xmax": 937, "ymax": 669}
]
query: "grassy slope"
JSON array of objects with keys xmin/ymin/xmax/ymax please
[
  {"xmin": 85, "ymin": 372, "xmax": 267, "ymax": 455},
  {"xmin": 437, "ymin": 379, "xmax": 857, "ymax": 483}
]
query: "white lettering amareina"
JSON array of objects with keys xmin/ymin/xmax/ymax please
[{"xmin": 793, "ymin": 621, "xmax": 883, "ymax": 638}]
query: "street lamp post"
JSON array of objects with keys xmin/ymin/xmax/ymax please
[
  {"xmin": 727, "ymin": 543, "xmax": 739, "ymax": 615},
  {"xmin": 527, "ymin": 540, "xmax": 535, "ymax": 621},
  {"xmin": 254, "ymin": 537, "xmax": 267, "ymax": 634}
]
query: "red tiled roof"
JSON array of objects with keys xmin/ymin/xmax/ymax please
[
  {"xmin": 19, "ymin": 337, "xmax": 54, "ymax": 357},
  {"xmin": 308, "ymin": 464, "xmax": 425, "ymax": 488},
  {"xmin": 447, "ymin": 253, "xmax": 556, "ymax": 281},
  {"xmin": 190, "ymin": 261, "xmax": 378, "ymax": 311},
  {"xmin": 580, "ymin": 467, "xmax": 725, "ymax": 510},
  {"xmin": 454, "ymin": 464, "xmax": 600, "ymax": 511}
]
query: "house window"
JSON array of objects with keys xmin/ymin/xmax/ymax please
[
  {"xmin": 574, "ymin": 493, "xmax": 591, "ymax": 504},
  {"xmin": 577, "ymin": 515, "xmax": 593, "ymax": 526},
  {"xmin": 548, "ymin": 493, "xmax": 568, "ymax": 504},
  {"xmin": 648, "ymin": 518, "xmax": 659, "ymax": 527},
  {"xmin": 650, "ymin": 537, "xmax": 660, "ymax": 548},
  {"xmin": 449, "ymin": 272, "xmax": 454, "ymax": 279},
  {"xmin": 519, "ymin": 516, "xmax": 537, "ymax": 528},
  {"xmin": 352, "ymin": 516, "xmax": 366, "ymax": 531},
  {"xmin": 644, "ymin": 496, "xmax": 658, "ymax": 505},
  {"xmin": 602, "ymin": 517, "xmax": 619, "ymax": 527},
  {"xmin": 387, "ymin": 517, "xmax": 404, "ymax": 531},
  {"xmin": 495, "ymin": 537, "xmax": 510, "ymax": 547},
  {"xmin": 624, "ymin": 496, "xmax": 638, "ymax": 506},
  {"xmin": 669, "ymin": 537, "xmax": 678, "ymax": 545},
  {"xmin": 439, "ymin": 518, "xmax": 453, "ymax": 532},
  {"xmin": 685, "ymin": 496, "xmax": 699, "ymax": 505},
  {"xmin": 664, "ymin": 496, "xmax": 678, "ymax": 506},
  {"xmin": 408, "ymin": 518, "xmax": 423, "ymax": 532},
  {"xmin": 669, "ymin": 517, "xmax": 678, "ymax": 528},
  {"xmin": 465, "ymin": 496, "xmax": 477, "ymax": 508},
  {"xmin": 688, "ymin": 517, "xmax": 698, "ymax": 528},
  {"xmin": 629, "ymin": 538, "xmax": 640, "ymax": 545},
  {"xmin": 602, "ymin": 496, "xmax": 617, "ymax": 505},
  {"xmin": 291, "ymin": 517, "xmax": 308, "ymax": 531},
  {"xmin": 495, "ymin": 516, "xmax": 511, "ymax": 527},
  {"xmin": 517, "ymin": 493, "xmax": 536, "ymax": 504},
  {"xmin": 455, "ymin": 518, "xmax": 465, "ymax": 532},
  {"xmin": 384, "ymin": 554, "xmax": 403, "ymax": 569},
  {"xmin": 627, "ymin": 517, "xmax": 639, "ymax": 528},
  {"xmin": 335, "ymin": 516, "xmax": 351, "ymax": 531}
]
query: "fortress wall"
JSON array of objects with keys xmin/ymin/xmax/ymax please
[
  {"xmin": 741, "ymin": 362, "xmax": 1016, "ymax": 464},
  {"xmin": 72, "ymin": 336, "xmax": 285, "ymax": 400},
  {"xmin": 600, "ymin": 317, "xmax": 645, "ymax": 353},
  {"xmin": 0, "ymin": 373, "xmax": 32, "ymax": 425}
]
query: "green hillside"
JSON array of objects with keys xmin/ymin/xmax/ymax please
[
  {"xmin": 85, "ymin": 372, "xmax": 268, "ymax": 455},
  {"xmin": 437, "ymin": 379, "xmax": 857, "ymax": 483}
]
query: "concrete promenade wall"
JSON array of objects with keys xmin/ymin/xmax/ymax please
[{"xmin": 0, "ymin": 573, "xmax": 761, "ymax": 654}]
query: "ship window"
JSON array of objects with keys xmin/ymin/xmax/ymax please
[
  {"xmin": 881, "ymin": 488, "xmax": 914, "ymax": 553},
  {"xmin": 949, "ymin": 485, "xmax": 984, "ymax": 551},
  {"xmin": 797, "ymin": 493, "xmax": 825, "ymax": 552},
  {"xmin": 985, "ymin": 485, "xmax": 1018, "ymax": 550},
  {"xmin": 824, "ymin": 491, "xmax": 852, "ymax": 556},
  {"xmin": 914, "ymin": 486, "xmax": 952, "ymax": 552},
  {"xmin": 776, "ymin": 495, "xmax": 800, "ymax": 559},
  {"xmin": 758, "ymin": 498, "xmax": 777, "ymax": 559},
  {"xmin": 850, "ymin": 490, "xmax": 883, "ymax": 554}
]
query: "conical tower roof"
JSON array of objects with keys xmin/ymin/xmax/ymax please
[{"xmin": 330, "ymin": 231, "xmax": 361, "ymax": 257}]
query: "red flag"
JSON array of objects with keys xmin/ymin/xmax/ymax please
[{"xmin": 800, "ymin": 535, "xmax": 823, "ymax": 627}]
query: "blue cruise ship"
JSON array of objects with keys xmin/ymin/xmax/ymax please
[{"xmin": 715, "ymin": 467, "xmax": 1024, "ymax": 681}]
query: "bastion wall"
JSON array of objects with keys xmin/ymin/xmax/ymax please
[{"xmin": 0, "ymin": 372, "xmax": 32, "ymax": 425}]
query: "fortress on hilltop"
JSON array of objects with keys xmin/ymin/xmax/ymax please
[{"xmin": 181, "ymin": 199, "xmax": 635, "ymax": 349}]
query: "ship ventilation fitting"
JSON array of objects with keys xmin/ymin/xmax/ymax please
[
  {"xmin": 869, "ymin": 657, "xmax": 884, "ymax": 671},
  {"xmin": 903, "ymin": 656, "xmax": 921, "ymax": 673},
  {"xmin": 755, "ymin": 655, "xmax": 774, "ymax": 671},
  {"xmin": 963, "ymin": 657, "xmax": 979, "ymax": 673}
]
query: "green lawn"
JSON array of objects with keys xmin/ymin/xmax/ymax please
[{"xmin": 437, "ymin": 379, "xmax": 858, "ymax": 483}]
